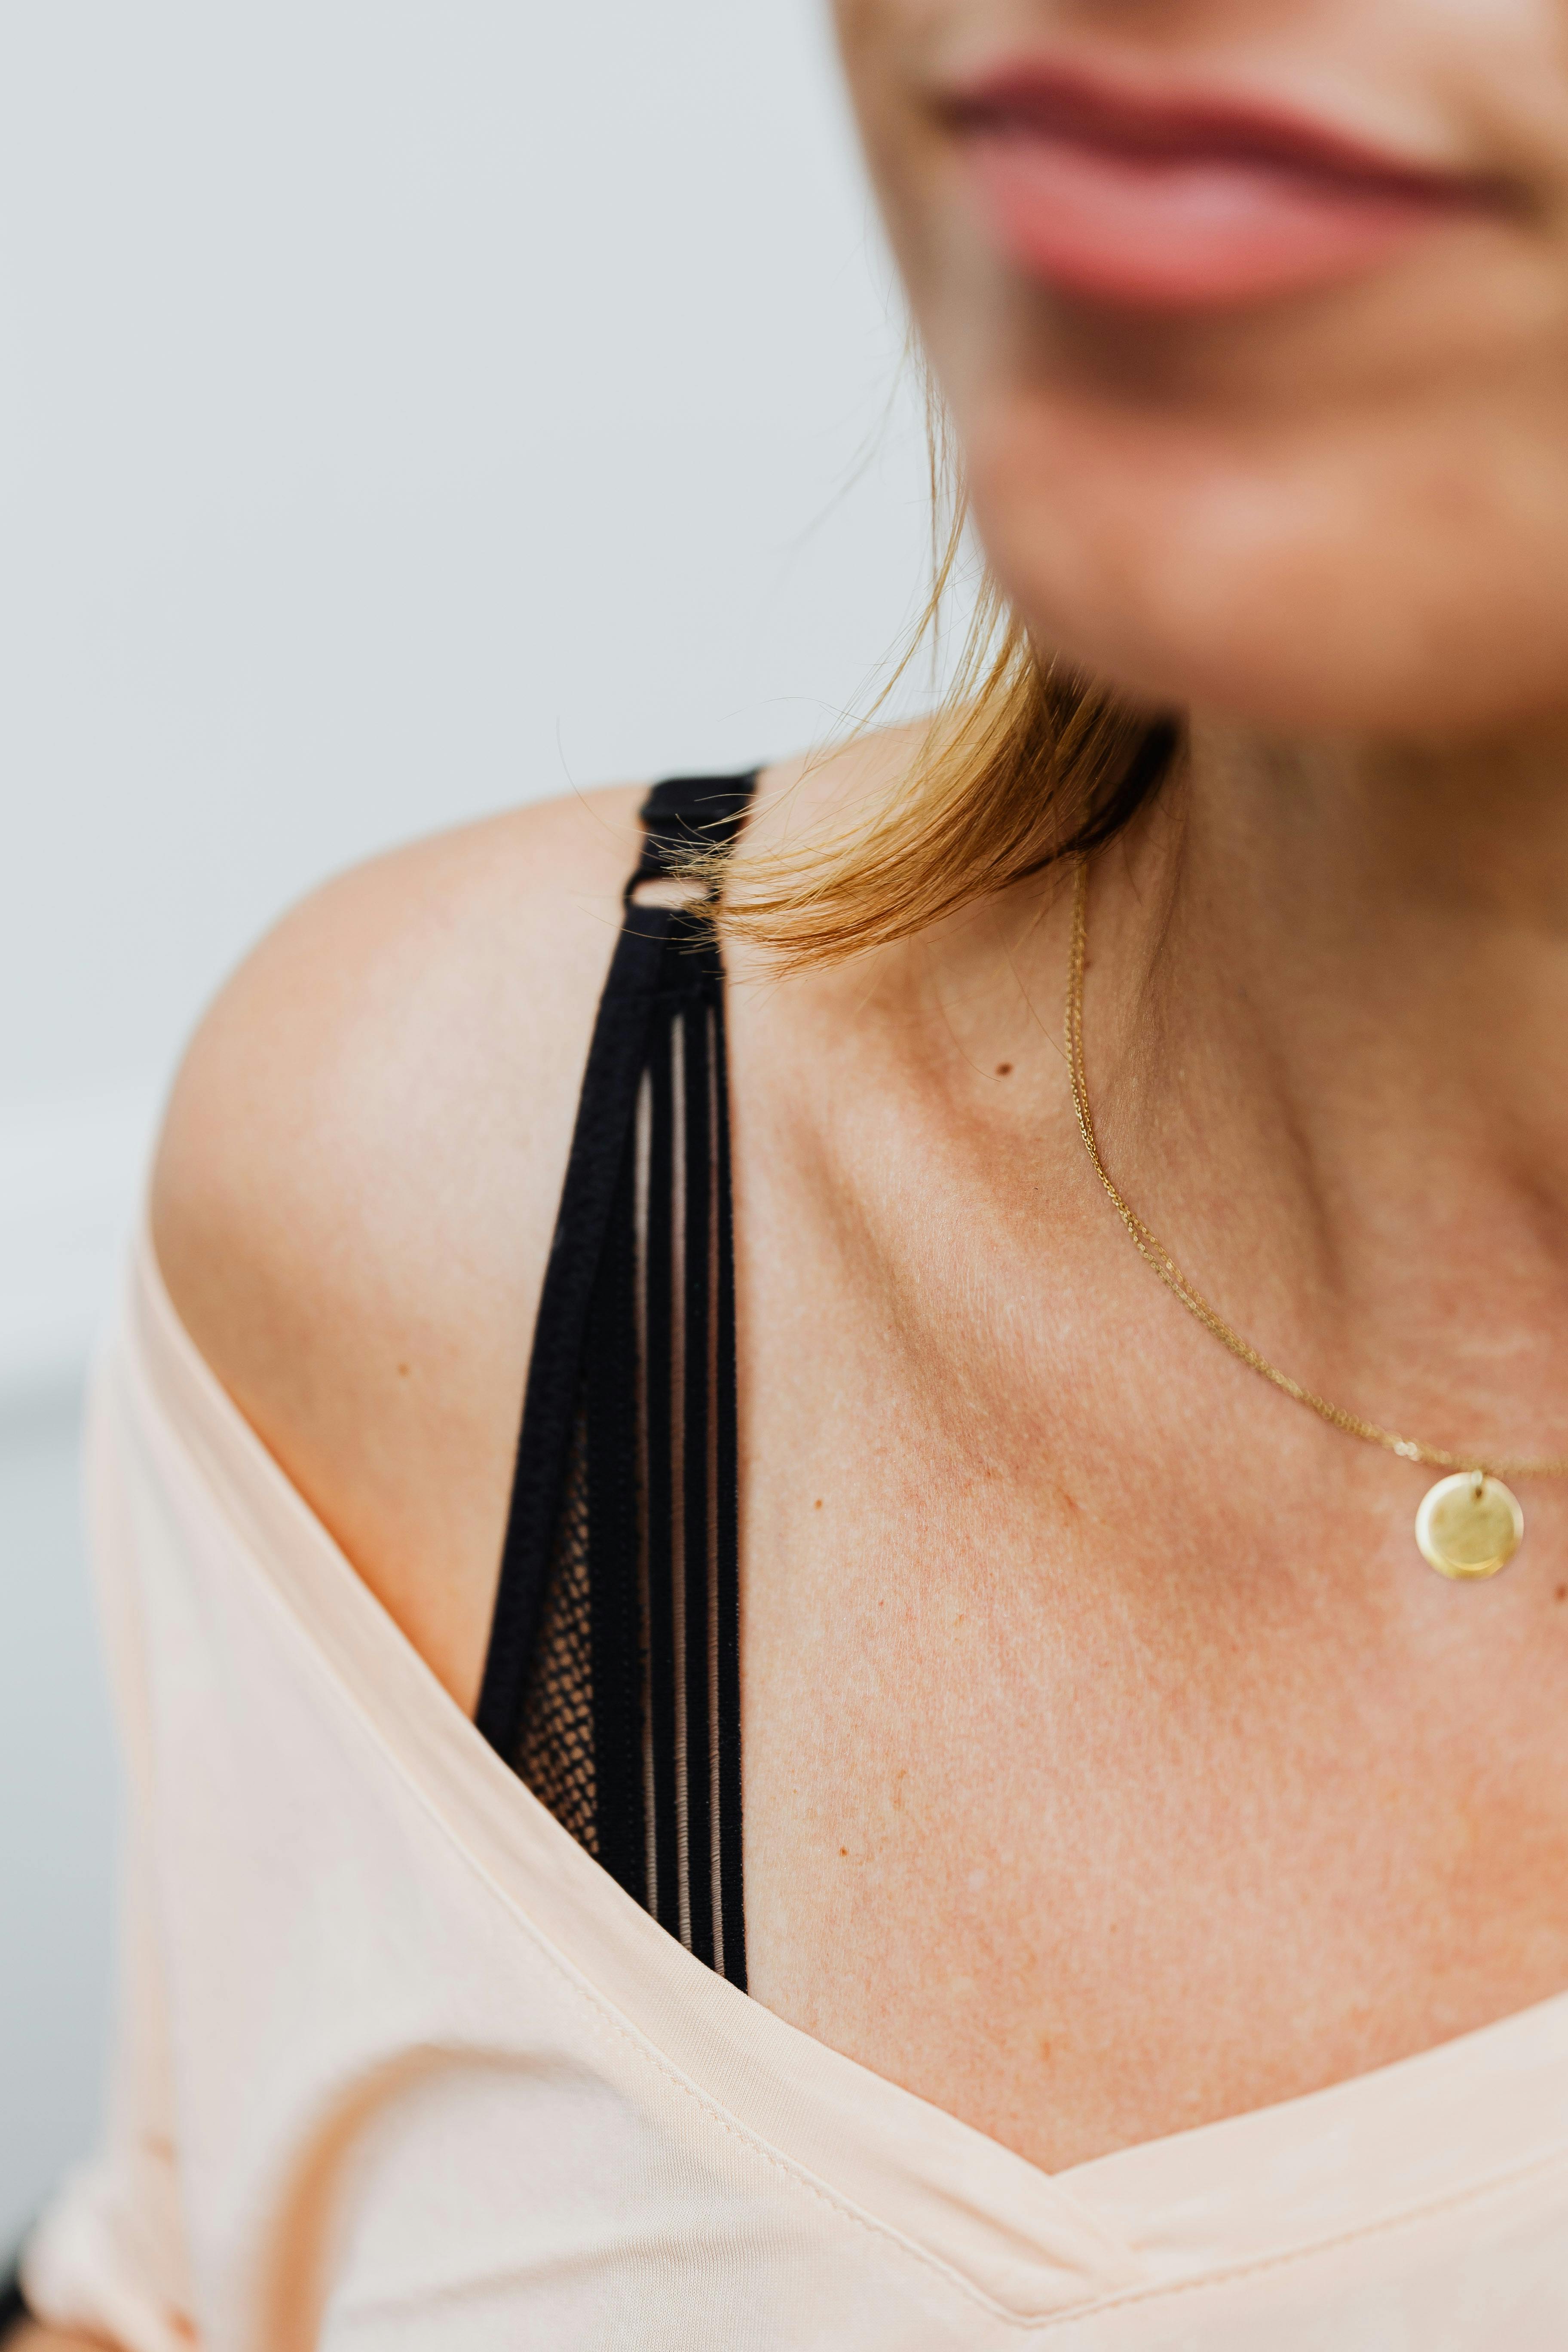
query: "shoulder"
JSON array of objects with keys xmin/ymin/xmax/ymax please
[
  {"xmin": 150, "ymin": 784, "xmax": 646, "ymax": 1706},
  {"xmin": 147, "ymin": 731, "xmax": 928, "ymax": 1711}
]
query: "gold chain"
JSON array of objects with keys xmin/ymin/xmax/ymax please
[{"xmin": 1066, "ymin": 856, "xmax": 1568, "ymax": 1482}]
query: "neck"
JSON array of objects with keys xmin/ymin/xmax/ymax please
[{"xmin": 1081, "ymin": 712, "xmax": 1568, "ymax": 1446}]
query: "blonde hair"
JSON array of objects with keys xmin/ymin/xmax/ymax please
[{"xmin": 707, "ymin": 398, "xmax": 1179, "ymax": 971}]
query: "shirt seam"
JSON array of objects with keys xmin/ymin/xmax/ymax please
[{"xmin": 1028, "ymin": 2138, "xmax": 1568, "ymax": 2334}]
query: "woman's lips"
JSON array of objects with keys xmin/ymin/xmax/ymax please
[{"xmin": 949, "ymin": 64, "xmax": 1506, "ymax": 312}]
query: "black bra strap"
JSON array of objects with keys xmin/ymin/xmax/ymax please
[
  {"xmin": 629, "ymin": 773, "xmax": 757, "ymax": 899},
  {"xmin": 477, "ymin": 772, "xmax": 757, "ymax": 1984}
]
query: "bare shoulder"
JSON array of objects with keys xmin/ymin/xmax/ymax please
[
  {"xmin": 148, "ymin": 727, "xmax": 928, "ymax": 1714},
  {"xmin": 151, "ymin": 784, "xmax": 645, "ymax": 1708}
]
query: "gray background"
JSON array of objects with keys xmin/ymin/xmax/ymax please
[{"xmin": 0, "ymin": 0, "xmax": 944, "ymax": 2244}]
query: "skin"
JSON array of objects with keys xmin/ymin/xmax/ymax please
[{"xmin": 28, "ymin": 5, "xmax": 1565, "ymax": 2301}]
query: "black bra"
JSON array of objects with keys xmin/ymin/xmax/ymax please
[{"xmin": 475, "ymin": 773, "xmax": 758, "ymax": 1988}]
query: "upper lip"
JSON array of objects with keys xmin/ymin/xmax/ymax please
[{"xmin": 945, "ymin": 58, "xmax": 1511, "ymax": 210}]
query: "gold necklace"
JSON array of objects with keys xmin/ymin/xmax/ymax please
[{"xmin": 1066, "ymin": 856, "xmax": 1568, "ymax": 1580}]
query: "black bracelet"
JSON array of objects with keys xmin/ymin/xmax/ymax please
[{"xmin": 0, "ymin": 2260, "xmax": 32, "ymax": 2342}]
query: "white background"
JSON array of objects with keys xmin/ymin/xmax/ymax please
[{"xmin": 0, "ymin": 0, "xmax": 941, "ymax": 2245}]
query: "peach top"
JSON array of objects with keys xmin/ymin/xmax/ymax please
[{"xmin": 23, "ymin": 1235, "xmax": 1568, "ymax": 2350}]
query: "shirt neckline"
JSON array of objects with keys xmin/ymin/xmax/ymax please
[{"xmin": 123, "ymin": 1225, "xmax": 1568, "ymax": 2321}]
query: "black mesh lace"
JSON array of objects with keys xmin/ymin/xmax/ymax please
[{"xmin": 476, "ymin": 775, "xmax": 754, "ymax": 1986}]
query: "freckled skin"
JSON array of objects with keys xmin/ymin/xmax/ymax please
[{"xmin": 734, "ymin": 0, "xmax": 1568, "ymax": 2167}]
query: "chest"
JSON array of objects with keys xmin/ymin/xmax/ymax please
[{"xmin": 729, "ymin": 1074, "xmax": 1568, "ymax": 2171}]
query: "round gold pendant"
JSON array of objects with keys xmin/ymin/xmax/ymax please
[{"xmin": 1415, "ymin": 1471, "xmax": 1523, "ymax": 1581}]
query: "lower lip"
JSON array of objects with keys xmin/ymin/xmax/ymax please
[{"xmin": 965, "ymin": 127, "xmax": 1460, "ymax": 312}]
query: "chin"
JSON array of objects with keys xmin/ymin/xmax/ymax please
[{"xmin": 963, "ymin": 393, "xmax": 1568, "ymax": 745}]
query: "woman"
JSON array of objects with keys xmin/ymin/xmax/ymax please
[{"xmin": 13, "ymin": 0, "xmax": 1568, "ymax": 2343}]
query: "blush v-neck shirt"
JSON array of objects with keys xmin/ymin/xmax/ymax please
[{"xmin": 21, "ymin": 1236, "xmax": 1568, "ymax": 2349}]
